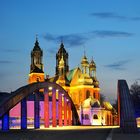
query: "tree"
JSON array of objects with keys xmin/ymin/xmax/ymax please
[
  {"xmin": 130, "ymin": 81, "xmax": 140, "ymax": 98},
  {"xmin": 100, "ymin": 93, "xmax": 106, "ymax": 106},
  {"xmin": 130, "ymin": 81, "xmax": 140, "ymax": 117}
]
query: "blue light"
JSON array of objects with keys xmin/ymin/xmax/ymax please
[
  {"xmin": 21, "ymin": 98, "xmax": 27, "ymax": 129},
  {"xmin": 2, "ymin": 112, "xmax": 9, "ymax": 131},
  {"xmin": 34, "ymin": 92, "xmax": 40, "ymax": 129}
]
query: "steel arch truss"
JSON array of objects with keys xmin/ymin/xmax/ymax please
[{"xmin": 0, "ymin": 81, "xmax": 80, "ymax": 131}]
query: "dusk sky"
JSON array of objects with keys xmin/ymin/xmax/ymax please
[{"xmin": 0, "ymin": 0, "xmax": 140, "ymax": 102}]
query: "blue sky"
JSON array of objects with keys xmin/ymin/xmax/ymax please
[{"xmin": 0, "ymin": 0, "xmax": 140, "ymax": 102}]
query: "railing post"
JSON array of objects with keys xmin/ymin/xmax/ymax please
[
  {"xmin": 34, "ymin": 91, "xmax": 40, "ymax": 129},
  {"xmin": 68, "ymin": 101, "xmax": 72, "ymax": 125},
  {"xmin": 58, "ymin": 91, "xmax": 62, "ymax": 126},
  {"xmin": 2, "ymin": 112, "xmax": 9, "ymax": 131},
  {"xmin": 44, "ymin": 88, "xmax": 49, "ymax": 128},
  {"xmin": 64, "ymin": 96, "xmax": 67, "ymax": 126},
  {"xmin": 52, "ymin": 89, "xmax": 56, "ymax": 127},
  {"xmin": 21, "ymin": 97, "xmax": 27, "ymax": 129}
]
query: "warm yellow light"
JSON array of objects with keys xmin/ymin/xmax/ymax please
[
  {"xmin": 38, "ymin": 125, "xmax": 119, "ymax": 130},
  {"xmin": 48, "ymin": 87, "xmax": 53, "ymax": 90}
]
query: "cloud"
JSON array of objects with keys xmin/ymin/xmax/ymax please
[
  {"xmin": 104, "ymin": 60, "xmax": 130, "ymax": 70},
  {"xmin": 44, "ymin": 33, "xmax": 87, "ymax": 47},
  {"xmin": 43, "ymin": 30, "xmax": 133, "ymax": 48},
  {"xmin": 90, "ymin": 30, "xmax": 133, "ymax": 38},
  {"xmin": 47, "ymin": 47, "xmax": 57, "ymax": 54},
  {"xmin": 0, "ymin": 60, "xmax": 13, "ymax": 64},
  {"xmin": 90, "ymin": 12, "xmax": 140, "ymax": 21}
]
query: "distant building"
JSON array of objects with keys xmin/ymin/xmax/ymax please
[{"xmin": 28, "ymin": 37, "xmax": 115, "ymax": 125}]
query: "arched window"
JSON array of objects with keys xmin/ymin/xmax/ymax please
[
  {"xmin": 93, "ymin": 114, "xmax": 98, "ymax": 119},
  {"xmin": 85, "ymin": 114, "xmax": 89, "ymax": 120},
  {"xmin": 81, "ymin": 114, "xmax": 84, "ymax": 119},
  {"xmin": 86, "ymin": 90, "xmax": 90, "ymax": 99},
  {"xmin": 36, "ymin": 77, "xmax": 40, "ymax": 82},
  {"xmin": 93, "ymin": 92, "xmax": 96, "ymax": 98}
]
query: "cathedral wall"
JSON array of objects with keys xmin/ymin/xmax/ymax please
[
  {"xmin": 28, "ymin": 73, "xmax": 45, "ymax": 84},
  {"xmin": 68, "ymin": 85, "xmax": 100, "ymax": 109}
]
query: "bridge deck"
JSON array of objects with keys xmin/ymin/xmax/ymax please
[{"xmin": 0, "ymin": 126, "xmax": 140, "ymax": 140}]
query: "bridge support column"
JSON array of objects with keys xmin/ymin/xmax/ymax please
[
  {"xmin": 58, "ymin": 91, "xmax": 62, "ymax": 126},
  {"xmin": 2, "ymin": 112, "xmax": 9, "ymax": 131},
  {"xmin": 52, "ymin": 89, "xmax": 56, "ymax": 127},
  {"xmin": 68, "ymin": 102, "xmax": 71, "ymax": 125},
  {"xmin": 21, "ymin": 97, "xmax": 27, "ymax": 129},
  {"xmin": 118, "ymin": 80, "xmax": 138, "ymax": 133},
  {"xmin": 34, "ymin": 91, "xmax": 40, "ymax": 129},
  {"xmin": 44, "ymin": 89, "xmax": 49, "ymax": 128},
  {"xmin": 64, "ymin": 96, "xmax": 67, "ymax": 126}
]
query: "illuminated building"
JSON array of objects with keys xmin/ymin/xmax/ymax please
[
  {"xmin": 28, "ymin": 38, "xmax": 114, "ymax": 126},
  {"xmin": 28, "ymin": 37, "xmax": 45, "ymax": 84}
]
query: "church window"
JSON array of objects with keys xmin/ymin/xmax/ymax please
[
  {"xmin": 93, "ymin": 114, "xmax": 98, "ymax": 119},
  {"xmin": 36, "ymin": 77, "xmax": 40, "ymax": 82},
  {"xmin": 85, "ymin": 114, "xmax": 89, "ymax": 120},
  {"xmin": 93, "ymin": 92, "xmax": 96, "ymax": 98},
  {"xmin": 86, "ymin": 90, "xmax": 90, "ymax": 99}
]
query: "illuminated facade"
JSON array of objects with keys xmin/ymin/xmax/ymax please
[{"xmin": 28, "ymin": 38, "xmax": 114, "ymax": 126}]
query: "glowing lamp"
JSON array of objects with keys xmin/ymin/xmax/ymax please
[{"xmin": 48, "ymin": 87, "xmax": 52, "ymax": 91}]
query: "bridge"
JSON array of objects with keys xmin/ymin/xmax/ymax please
[
  {"xmin": 0, "ymin": 80, "xmax": 139, "ymax": 134},
  {"xmin": 0, "ymin": 81, "xmax": 80, "ymax": 131}
]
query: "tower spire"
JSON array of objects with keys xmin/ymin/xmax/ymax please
[
  {"xmin": 56, "ymin": 42, "xmax": 69, "ymax": 75},
  {"xmin": 83, "ymin": 46, "xmax": 86, "ymax": 57},
  {"xmin": 36, "ymin": 34, "xmax": 38, "ymax": 42},
  {"xmin": 60, "ymin": 36, "xmax": 63, "ymax": 44}
]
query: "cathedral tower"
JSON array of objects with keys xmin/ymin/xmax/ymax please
[
  {"xmin": 30, "ymin": 37, "xmax": 43, "ymax": 72},
  {"xmin": 28, "ymin": 37, "xmax": 45, "ymax": 84},
  {"xmin": 89, "ymin": 57, "xmax": 96, "ymax": 78},
  {"xmin": 81, "ymin": 53, "xmax": 89, "ymax": 74},
  {"xmin": 56, "ymin": 42, "xmax": 69, "ymax": 75}
]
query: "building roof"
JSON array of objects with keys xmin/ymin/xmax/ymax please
[
  {"xmin": 89, "ymin": 59, "xmax": 96, "ymax": 69},
  {"xmin": 30, "ymin": 66, "xmax": 44, "ymax": 73},
  {"xmin": 78, "ymin": 73, "xmax": 93, "ymax": 85},
  {"xmin": 103, "ymin": 101, "xmax": 113, "ymax": 110},
  {"xmin": 81, "ymin": 55, "xmax": 89, "ymax": 66},
  {"xmin": 57, "ymin": 42, "xmax": 67, "ymax": 54},
  {"xmin": 66, "ymin": 68, "xmax": 79, "ymax": 82},
  {"xmin": 33, "ymin": 38, "xmax": 42, "ymax": 52},
  {"xmin": 82, "ymin": 96, "xmax": 100, "ymax": 108}
]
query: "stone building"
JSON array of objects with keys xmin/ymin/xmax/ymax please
[{"xmin": 28, "ymin": 38, "xmax": 114, "ymax": 125}]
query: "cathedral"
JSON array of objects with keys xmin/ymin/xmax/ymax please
[{"xmin": 28, "ymin": 37, "xmax": 116, "ymax": 125}]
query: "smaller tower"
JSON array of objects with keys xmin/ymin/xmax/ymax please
[
  {"xmin": 29, "ymin": 37, "xmax": 44, "ymax": 84},
  {"xmin": 89, "ymin": 57, "xmax": 99, "ymax": 88},
  {"xmin": 89, "ymin": 57, "xmax": 96, "ymax": 78},
  {"xmin": 81, "ymin": 52, "xmax": 89, "ymax": 74},
  {"xmin": 56, "ymin": 42, "xmax": 69, "ymax": 75}
]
